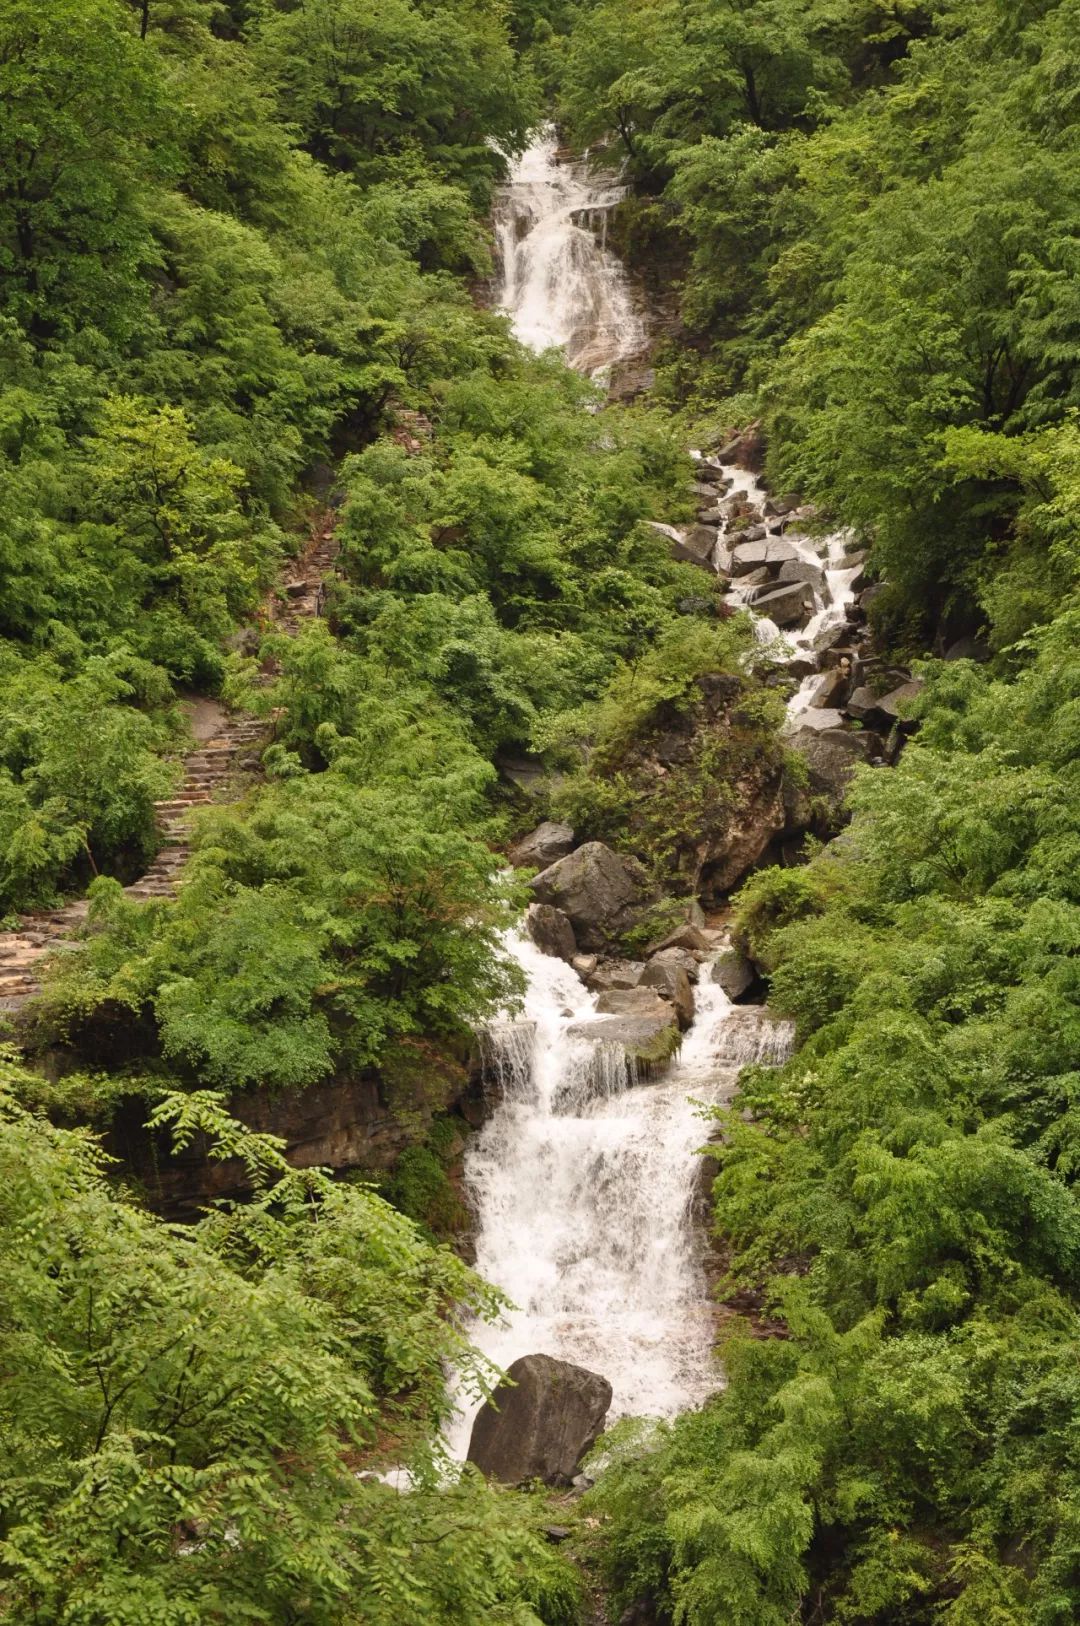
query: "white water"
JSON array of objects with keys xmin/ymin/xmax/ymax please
[
  {"xmin": 494, "ymin": 126, "xmax": 646, "ymax": 378},
  {"xmin": 694, "ymin": 457, "xmax": 863, "ymax": 726},
  {"xmin": 446, "ymin": 932, "xmax": 794, "ymax": 1459}
]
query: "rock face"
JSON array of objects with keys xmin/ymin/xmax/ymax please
[
  {"xmin": 468, "ymin": 1354, "xmax": 613, "ymax": 1486},
  {"xmin": 644, "ymin": 520, "xmax": 717, "ymax": 570},
  {"xmin": 510, "ymin": 821, "xmax": 576, "ymax": 870},
  {"xmin": 530, "ymin": 842, "xmax": 655, "ymax": 951},
  {"xmin": 524, "ymin": 903, "xmax": 577, "ymax": 963}
]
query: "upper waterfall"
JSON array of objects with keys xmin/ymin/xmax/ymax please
[{"xmin": 494, "ymin": 127, "xmax": 646, "ymax": 378}]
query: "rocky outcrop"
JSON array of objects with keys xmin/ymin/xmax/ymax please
[
  {"xmin": 530, "ymin": 842, "xmax": 656, "ymax": 951},
  {"xmin": 510, "ymin": 821, "xmax": 576, "ymax": 870},
  {"xmin": 524, "ymin": 903, "xmax": 577, "ymax": 963},
  {"xmin": 467, "ymin": 1353, "xmax": 612, "ymax": 1486},
  {"xmin": 569, "ymin": 988, "xmax": 681, "ymax": 1071}
]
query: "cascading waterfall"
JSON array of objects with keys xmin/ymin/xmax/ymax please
[
  {"xmin": 446, "ymin": 932, "xmax": 793, "ymax": 1458},
  {"xmin": 494, "ymin": 125, "xmax": 646, "ymax": 378},
  {"xmin": 698, "ymin": 456, "xmax": 864, "ymax": 726},
  {"xmin": 446, "ymin": 128, "xmax": 798, "ymax": 1462}
]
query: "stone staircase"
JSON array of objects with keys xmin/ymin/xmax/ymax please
[{"xmin": 0, "ymin": 516, "xmax": 343, "ymax": 1014}]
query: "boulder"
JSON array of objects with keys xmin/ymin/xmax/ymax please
[
  {"xmin": 776, "ymin": 558, "xmax": 827, "ymax": 596},
  {"xmin": 844, "ymin": 684, "xmax": 879, "ymax": 722},
  {"xmin": 710, "ymin": 945, "xmax": 757, "ymax": 1000},
  {"xmin": 751, "ymin": 582, "xmax": 814, "ymax": 628},
  {"xmin": 875, "ymin": 679, "xmax": 924, "ymax": 727},
  {"xmin": 569, "ymin": 990, "xmax": 681, "ymax": 1071},
  {"xmin": 648, "ymin": 922, "xmax": 710, "ymax": 955},
  {"xmin": 736, "ymin": 523, "xmax": 768, "ymax": 543},
  {"xmin": 524, "ymin": 903, "xmax": 577, "ymax": 963},
  {"xmin": 467, "ymin": 1353, "xmax": 612, "ymax": 1487},
  {"xmin": 531, "ymin": 842, "xmax": 656, "ymax": 952},
  {"xmin": 510, "ymin": 821, "xmax": 576, "ymax": 870},
  {"xmin": 639, "ymin": 953, "xmax": 696, "ymax": 1027},
  {"xmin": 690, "ymin": 480, "xmax": 721, "ymax": 500},
  {"xmin": 789, "ymin": 725, "xmax": 883, "ymax": 805},
  {"xmin": 858, "ymin": 581, "xmax": 887, "ymax": 614},
  {"xmin": 571, "ymin": 953, "xmax": 598, "ymax": 978},
  {"xmin": 763, "ymin": 494, "xmax": 800, "ymax": 518},
  {"xmin": 944, "ymin": 635, "xmax": 990, "ymax": 663},
  {"xmin": 586, "ymin": 958, "xmax": 645, "ymax": 992},
  {"xmin": 711, "ymin": 423, "xmax": 765, "ymax": 470},
  {"xmin": 730, "ymin": 538, "xmax": 799, "ymax": 577},
  {"xmin": 645, "ymin": 520, "xmax": 716, "ymax": 570},
  {"xmin": 809, "ymin": 667, "xmax": 853, "ymax": 710}
]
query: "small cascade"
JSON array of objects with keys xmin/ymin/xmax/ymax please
[
  {"xmin": 705, "ymin": 459, "xmax": 864, "ymax": 725},
  {"xmin": 448, "ymin": 934, "xmax": 783, "ymax": 1459},
  {"xmin": 494, "ymin": 126, "xmax": 646, "ymax": 378}
]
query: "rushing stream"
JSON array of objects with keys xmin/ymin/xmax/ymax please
[
  {"xmin": 447, "ymin": 933, "xmax": 793, "ymax": 1457},
  {"xmin": 448, "ymin": 129, "xmax": 843, "ymax": 1460}
]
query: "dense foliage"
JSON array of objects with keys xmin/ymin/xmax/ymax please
[
  {"xmin": 0, "ymin": 1062, "xmax": 581, "ymax": 1624},
  {"xmin": 555, "ymin": 0, "xmax": 1080, "ymax": 646},
  {"xmin": 521, "ymin": 1, "xmax": 1080, "ymax": 1619}
]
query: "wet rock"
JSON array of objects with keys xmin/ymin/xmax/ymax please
[
  {"xmin": 710, "ymin": 945, "xmax": 757, "ymax": 1001},
  {"xmin": 858, "ymin": 581, "xmax": 887, "ymax": 614},
  {"xmin": 524, "ymin": 903, "xmax": 577, "ymax": 963},
  {"xmin": 467, "ymin": 1353, "xmax": 612, "ymax": 1487},
  {"xmin": 571, "ymin": 953, "xmax": 597, "ymax": 978},
  {"xmin": 531, "ymin": 842, "xmax": 656, "ymax": 952},
  {"xmin": 586, "ymin": 958, "xmax": 645, "ymax": 992},
  {"xmin": 569, "ymin": 990, "xmax": 681, "ymax": 1071},
  {"xmin": 730, "ymin": 538, "xmax": 799, "ymax": 577},
  {"xmin": 776, "ymin": 558, "xmax": 827, "ymax": 596},
  {"xmin": 639, "ymin": 952, "xmax": 696, "ymax": 1027},
  {"xmin": 751, "ymin": 582, "xmax": 815, "ymax": 628},
  {"xmin": 510, "ymin": 821, "xmax": 576, "ymax": 870}
]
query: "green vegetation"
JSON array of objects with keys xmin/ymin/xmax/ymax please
[
  {"xmin": 509, "ymin": 1, "xmax": 1080, "ymax": 1619},
  {"xmin": 0, "ymin": 1060, "xmax": 580, "ymax": 1623},
  {"xmin": 9, "ymin": 0, "xmax": 1080, "ymax": 1617}
]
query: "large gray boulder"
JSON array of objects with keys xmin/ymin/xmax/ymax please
[
  {"xmin": 467, "ymin": 1353, "xmax": 612, "ymax": 1486},
  {"xmin": 569, "ymin": 987, "xmax": 681, "ymax": 1072},
  {"xmin": 730, "ymin": 538, "xmax": 799, "ymax": 577},
  {"xmin": 789, "ymin": 725, "xmax": 882, "ymax": 805},
  {"xmin": 510, "ymin": 821, "xmax": 576, "ymax": 870},
  {"xmin": 710, "ymin": 945, "xmax": 757, "ymax": 1001},
  {"xmin": 524, "ymin": 903, "xmax": 576, "ymax": 963},
  {"xmin": 530, "ymin": 841, "xmax": 656, "ymax": 951},
  {"xmin": 751, "ymin": 582, "xmax": 814, "ymax": 628},
  {"xmin": 586, "ymin": 958, "xmax": 645, "ymax": 993}
]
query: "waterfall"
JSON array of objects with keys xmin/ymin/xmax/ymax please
[
  {"xmin": 446, "ymin": 932, "xmax": 793, "ymax": 1457},
  {"xmin": 494, "ymin": 126, "xmax": 646, "ymax": 378}
]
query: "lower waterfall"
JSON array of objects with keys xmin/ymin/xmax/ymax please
[{"xmin": 446, "ymin": 931, "xmax": 793, "ymax": 1458}]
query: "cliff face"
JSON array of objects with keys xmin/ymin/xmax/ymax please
[{"xmin": 106, "ymin": 1065, "xmax": 486, "ymax": 1220}]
